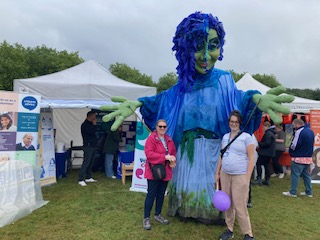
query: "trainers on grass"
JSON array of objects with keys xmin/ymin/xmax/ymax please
[
  {"xmin": 270, "ymin": 173, "xmax": 278, "ymax": 177},
  {"xmin": 78, "ymin": 181, "xmax": 87, "ymax": 186},
  {"xmin": 154, "ymin": 214, "xmax": 169, "ymax": 224},
  {"xmin": 85, "ymin": 178, "xmax": 97, "ymax": 183},
  {"xmin": 300, "ymin": 192, "xmax": 313, "ymax": 197},
  {"xmin": 219, "ymin": 229, "xmax": 234, "ymax": 240},
  {"xmin": 278, "ymin": 173, "xmax": 285, "ymax": 179},
  {"xmin": 282, "ymin": 191, "xmax": 297, "ymax": 197},
  {"xmin": 143, "ymin": 217, "xmax": 151, "ymax": 230}
]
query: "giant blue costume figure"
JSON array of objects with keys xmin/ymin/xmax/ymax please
[{"xmin": 101, "ymin": 12, "xmax": 293, "ymax": 224}]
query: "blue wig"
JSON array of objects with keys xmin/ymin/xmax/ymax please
[{"xmin": 172, "ymin": 12, "xmax": 226, "ymax": 92}]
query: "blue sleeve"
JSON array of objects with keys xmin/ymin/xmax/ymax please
[{"xmin": 138, "ymin": 84, "xmax": 182, "ymax": 138}]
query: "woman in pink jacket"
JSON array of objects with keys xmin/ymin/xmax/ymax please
[{"xmin": 143, "ymin": 119, "xmax": 176, "ymax": 230}]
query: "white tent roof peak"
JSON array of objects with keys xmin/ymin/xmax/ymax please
[
  {"xmin": 236, "ymin": 73, "xmax": 270, "ymax": 95},
  {"xmin": 14, "ymin": 60, "xmax": 156, "ymax": 102}
]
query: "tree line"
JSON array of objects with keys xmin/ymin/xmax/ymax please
[{"xmin": 1, "ymin": 41, "xmax": 319, "ymax": 99}]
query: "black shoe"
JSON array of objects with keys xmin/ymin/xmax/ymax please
[
  {"xmin": 247, "ymin": 202, "xmax": 253, "ymax": 208},
  {"xmin": 243, "ymin": 234, "xmax": 254, "ymax": 240},
  {"xmin": 262, "ymin": 180, "xmax": 270, "ymax": 186},
  {"xmin": 219, "ymin": 229, "xmax": 234, "ymax": 240},
  {"xmin": 252, "ymin": 179, "xmax": 262, "ymax": 186}
]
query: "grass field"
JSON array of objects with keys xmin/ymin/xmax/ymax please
[{"xmin": 0, "ymin": 170, "xmax": 319, "ymax": 240}]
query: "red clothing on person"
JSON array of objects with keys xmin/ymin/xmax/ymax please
[{"xmin": 144, "ymin": 131, "xmax": 176, "ymax": 181}]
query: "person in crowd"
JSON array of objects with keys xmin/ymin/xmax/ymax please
[
  {"xmin": 270, "ymin": 124, "xmax": 286, "ymax": 179},
  {"xmin": 16, "ymin": 133, "xmax": 36, "ymax": 151},
  {"xmin": 92, "ymin": 131, "xmax": 109, "ymax": 173},
  {"xmin": 0, "ymin": 113, "xmax": 17, "ymax": 131},
  {"xmin": 78, "ymin": 111, "xmax": 98, "ymax": 187},
  {"xmin": 283, "ymin": 118, "xmax": 314, "ymax": 197},
  {"xmin": 100, "ymin": 12, "xmax": 293, "ymax": 224},
  {"xmin": 143, "ymin": 119, "xmax": 176, "ymax": 230},
  {"xmin": 253, "ymin": 121, "xmax": 276, "ymax": 186},
  {"xmin": 311, "ymin": 148, "xmax": 320, "ymax": 180},
  {"xmin": 102, "ymin": 125, "xmax": 122, "ymax": 179},
  {"xmin": 215, "ymin": 110, "xmax": 255, "ymax": 240}
]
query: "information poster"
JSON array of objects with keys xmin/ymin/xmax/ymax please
[
  {"xmin": 130, "ymin": 110, "xmax": 149, "ymax": 193},
  {"xmin": 38, "ymin": 109, "xmax": 56, "ymax": 186},
  {"xmin": 0, "ymin": 91, "xmax": 40, "ymax": 166},
  {"xmin": 310, "ymin": 109, "xmax": 320, "ymax": 184}
]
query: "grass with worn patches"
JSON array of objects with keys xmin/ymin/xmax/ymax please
[{"xmin": 0, "ymin": 170, "xmax": 319, "ymax": 240}]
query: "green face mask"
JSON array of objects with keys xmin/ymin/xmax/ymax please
[{"xmin": 194, "ymin": 29, "xmax": 220, "ymax": 74}]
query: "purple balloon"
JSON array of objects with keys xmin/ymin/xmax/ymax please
[{"xmin": 213, "ymin": 190, "xmax": 231, "ymax": 212}]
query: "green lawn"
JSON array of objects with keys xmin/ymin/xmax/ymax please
[{"xmin": 0, "ymin": 170, "xmax": 318, "ymax": 240}]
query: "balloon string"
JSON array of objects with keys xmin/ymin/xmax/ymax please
[{"xmin": 215, "ymin": 179, "xmax": 220, "ymax": 191}]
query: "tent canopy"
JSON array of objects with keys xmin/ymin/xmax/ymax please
[
  {"xmin": 236, "ymin": 73, "xmax": 320, "ymax": 113},
  {"xmin": 14, "ymin": 60, "xmax": 156, "ymax": 107},
  {"xmin": 13, "ymin": 60, "xmax": 157, "ymax": 146}
]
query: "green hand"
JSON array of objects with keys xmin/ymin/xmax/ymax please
[
  {"xmin": 253, "ymin": 85, "xmax": 295, "ymax": 124},
  {"xmin": 100, "ymin": 96, "xmax": 143, "ymax": 131}
]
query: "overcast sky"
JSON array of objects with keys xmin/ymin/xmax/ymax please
[{"xmin": 1, "ymin": 0, "xmax": 319, "ymax": 89}]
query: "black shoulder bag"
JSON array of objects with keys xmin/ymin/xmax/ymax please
[{"xmin": 149, "ymin": 138, "xmax": 169, "ymax": 180}]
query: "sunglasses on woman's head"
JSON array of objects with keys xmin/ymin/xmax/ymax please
[{"xmin": 158, "ymin": 125, "xmax": 167, "ymax": 129}]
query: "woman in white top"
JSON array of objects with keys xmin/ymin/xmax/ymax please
[{"xmin": 215, "ymin": 110, "xmax": 255, "ymax": 240}]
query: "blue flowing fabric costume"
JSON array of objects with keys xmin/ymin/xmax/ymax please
[{"xmin": 138, "ymin": 68, "xmax": 261, "ymax": 222}]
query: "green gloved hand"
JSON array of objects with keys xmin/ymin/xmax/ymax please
[
  {"xmin": 100, "ymin": 96, "xmax": 143, "ymax": 131},
  {"xmin": 253, "ymin": 85, "xmax": 295, "ymax": 124}
]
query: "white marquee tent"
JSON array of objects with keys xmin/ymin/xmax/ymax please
[
  {"xmin": 13, "ymin": 60, "xmax": 157, "ymax": 146},
  {"xmin": 236, "ymin": 73, "xmax": 320, "ymax": 113}
]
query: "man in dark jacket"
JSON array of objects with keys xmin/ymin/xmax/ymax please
[
  {"xmin": 102, "ymin": 125, "xmax": 122, "ymax": 178},
  {"xmin": 78, "ymin": 111, "xmax": 98, "ymax": 186},
  {"xmin": 283, "ymin": 119, "xmax": 314, "ymax": 197},
  {"xmin": 253, "ymin": 121, "xmax": 276, "ymax": 186}
]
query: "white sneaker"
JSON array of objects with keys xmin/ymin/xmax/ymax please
[
  {"xmin": 78, "ymin": 181, "xmax": 87, "ymax": 186},
  {"xmin": 85, "ymin": 178, "xmax": 97, "ymax": 183},
  {"xmin": 282, "ymin": 191, "xmax": 297, "ymax": 197},
  {"xmin": 278, "ymin": 173, "xmax": 285, "ymax": 179},
  {"xmin": 111, "ymin": 176, "xmax": 116, "ymax": 179},
  {"xmin": 300, "ymin": 192, "xmax": 313, "ymax": 197},
  {"xmin": 270, "ymin": 173, "xmax": 278, "ymax": 177}
]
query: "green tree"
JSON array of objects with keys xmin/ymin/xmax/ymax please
[
  {"xmin": 228, "ymin": 70, "xmax": 245, "ymax": 82},
  {"xmin": 26, "ymin": 45, "xmax": 83, "ymax": 77},
  {"xmin": 109, "ymin": 63, "xmax": 155, "ymax": 87},
  {"xmin": 252, "ymin": 73, "xmax": 280, "ymax": 88},
  {"xmin": 0, "ymin": 41, "xmax": 29, "ymax": 90},
  {"xmin": 156, "ymin": 72, "xmax": 178, "ymax": 93},
  {"xmin": 0, "ymin": 41, "xmax": 83, "ymax": 91},
  {"xmin": 286, "ymin": 88, "xmax": 316, "ymax": 100}
]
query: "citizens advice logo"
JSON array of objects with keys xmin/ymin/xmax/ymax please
[{"xmin": 22, "ymin": 96, "xmax": 38, "ymax": 111}]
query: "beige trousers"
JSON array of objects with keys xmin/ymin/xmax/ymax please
[{"xmin": 220, "ymin": 171, "xmax": 252, "ymax": 235}]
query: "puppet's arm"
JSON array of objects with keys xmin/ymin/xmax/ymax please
[
  {"xmin": 100, "ymin": 96, "xmax": 142, "ymax": 131},
  {"xmin": 253, "ymin": 85, "xmax": 294, "ymax": 124}
]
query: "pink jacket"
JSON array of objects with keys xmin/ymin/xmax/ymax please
[{"xmin": 144, "ymin": 131, "xmax": 176, "ymax": 181}]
